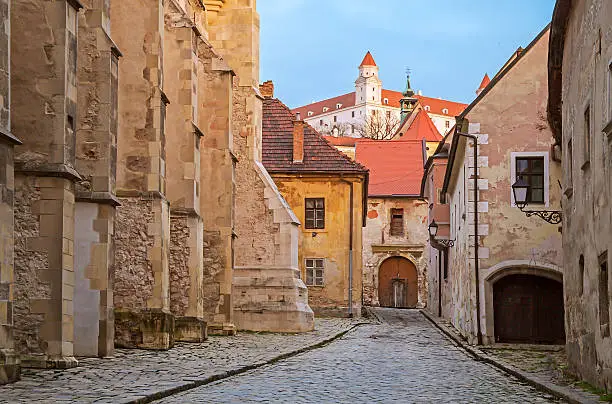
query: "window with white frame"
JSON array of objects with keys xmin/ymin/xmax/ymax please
[
  {"xmin": 323, "ymin": 107, "xmax": 329, "ymax": 112},
  {"xmin": 442, "ymin": 108, "xmax": 449, "ymax": 115},
  {"xmin": 511, "ymin": 152, "xmax": 550, "ymax": 206},
  {"xmin": 424, "ymin": 105, "xmax": 431, "ymax": 111},
  {"xmin": 308, "ymin": 111, "xmax": 314, "ymax": 117},
  {"xmin": 305, "ymin": 259, "xmax": 324, "ymax": 286},
  {"xmin": 383, "ymin": 98, "xmax": 389, "ymax": 105},
  {"xmin": 336, "ymin": 103, "xmax": 342, "ymax": 109}
]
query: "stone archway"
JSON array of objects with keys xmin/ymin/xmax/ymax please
[
  {"xmin": 484, "ymin": 262, "xmax": 565, "ymax": 344},
  {"xmin": 378, "ymin": 257, "xmax": 418, "ymax": 308}
]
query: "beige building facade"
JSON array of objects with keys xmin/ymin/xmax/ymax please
[
  {"xmin": 549, "ymin": 0, "xmax": 612, "ymax": 390},
  {"xmin": 439, "ymin": 27, "xmax": 564, "ymax": 345}
]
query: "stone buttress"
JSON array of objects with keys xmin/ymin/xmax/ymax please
[
  {"xmin": 206, "ymin": 0, "xmax": 314, "ymax": 332},
  {"xmin": 73, "ymin": 0, "xmax": 120, "ymax": 358},
  {"xmin": 112, "ymin": 0, "xmax": 173, "ymax": 350},
  {"xmin": 163, "ymin": 0, "xmax": 207, "ymax": 342},
  {"xmin": 11, "ymin": 0, "xmax": 81, "ymax": 368},
  {"xmin": 0, "ymin": 0, "xmax": 20, "ymax": 384},
  {"xmin": 197, "ymin": 39, "xmax": 237, "ymax": 335}
]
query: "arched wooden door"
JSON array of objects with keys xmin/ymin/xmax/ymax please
[
  {"xmin": 493, "ymin": 274, "xmax": 565, "ymax": 344},
  {"xmin": 378, "ymin": 257, "xmax": 418, "ymax": 308}
]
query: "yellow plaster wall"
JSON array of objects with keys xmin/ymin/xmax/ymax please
[{"xmin": 272, "ymin": 175, "xmax": 364, "ymax": 316}]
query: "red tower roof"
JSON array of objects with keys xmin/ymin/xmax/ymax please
[
  {"xmin": 478, "ymin": 74, "xmax": 491, "ymax": 92},
  {"xmin": 359, "ymin": 51, "xmax": 377, "ymax": 67}
]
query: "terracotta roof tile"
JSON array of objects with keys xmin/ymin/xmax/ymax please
[
  {"xmin": 322, "ymin": 136, "xmax": 358, "ymax": 147},
  {"xmin": 292, "ymin": 92, "xmax": 356, "ymax": 120},
  {"xmin": 400, "ymin": 109, "xmax": 443, "ymax": 142},
  {"xmin": 359, "ymin": 51, "xmax": 377, "ymax": 67},
  {"xmin": 355, "ymin": 139, "xmax": 424, "ymax": 196},
  {"xmin": 263, "ymin": 98, "xmax": 368, "ymax": 174},
  {"xmin": 415, "ymin": 95, "xmax": 467, "ymax": 117}
]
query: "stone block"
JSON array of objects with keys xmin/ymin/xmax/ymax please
[
  {"xmin": 114, "ymin": 309, "xmax": 175, "ymax": 350},
  {"xmin": 174, "ymin": 316, "xmax": 207, "ymax": 342}
]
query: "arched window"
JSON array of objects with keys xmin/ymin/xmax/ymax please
[
  {"xmin": 336, "ymin": 103, "xmax": 342, "ymax": 109},
  {"xmin": 323, "ymin": 107, "xmax": 329, "ymax": 112},
  {"xmin": 308, "ymin": 111, "xmax": 314, "ymax": 117},
  {"xmin": 442, "ymin": 108, "xmax": 449, "ymax": 114},
  {"xmin": 424, "ymin": 105, "xmax": 431, "ymax": 111},
  {"xmin": 383, "ymin": 98, "xmax": 389, "ymax": 105}
]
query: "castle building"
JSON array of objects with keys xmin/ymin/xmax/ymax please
[{"xmin": 292, "ymin": 52, "xmax": 467, "ymax": 138}]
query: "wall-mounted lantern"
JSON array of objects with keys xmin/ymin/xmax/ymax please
[
  {"xmin": 511, "ymin": 179, "xmax": 562, "ymax": 224},
  {"xmin": 428, "ymin": 220, "xmax": 454, "ymax": 248}
]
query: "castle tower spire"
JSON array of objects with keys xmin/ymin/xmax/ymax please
[{"xmin": 400, "ymin": 69, "xmax": 418, "ymax": 121}]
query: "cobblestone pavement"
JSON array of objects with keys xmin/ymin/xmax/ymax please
[
  {"xmin": 0, "ymin": 318, "xmax": 359, "ymax": 403},
  {"xmin": 160, "ymin": 308, "xmax": 564, "ymax": 404}
]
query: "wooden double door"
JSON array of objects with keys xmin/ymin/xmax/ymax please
[
  {"xmin": 378, "ymin": 257, "xmax": 418, "ymax": 308},
  {"xmin": 493, "ymin": 274, "xmax": 565, "ymax": 344}
]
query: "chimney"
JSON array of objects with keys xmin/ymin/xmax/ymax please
[
  {"xmin": 259, "ymin": 80, "xmax": 274, "ymax": 98},
  {"xmin": 293, "ymin": 112, "xmax": 304, "ymax": 163}
]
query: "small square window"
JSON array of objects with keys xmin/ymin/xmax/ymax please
[
  {"xmin": 305, "ymin": 198, "xmax": 325, "ymax": 229},
  {"xmin": 390, "ymin": 208, "xmax": 404, "ymax": 236},
  {"xmin": 305, "ymin": 258, "xmax": 324, "ymax": 286},
  {"xmin": 516, "ymin": 157, "xmax": 545, "ymax": 204},
  {"xmin": 445, "ymin": 120, "xmax": 450, "ymax": 128}
]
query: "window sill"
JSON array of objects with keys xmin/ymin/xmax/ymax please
[
  {"xmin": 306, "ymin": 285, "xmax": 325, "ymax": 288},
  {"xmin": 304, "ymin": 229, "xmax": 328, "ymax": 234}
]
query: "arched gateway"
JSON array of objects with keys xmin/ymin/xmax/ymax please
[
  {"xmin": 378, "ymin": 257, "xmax": 418, "ymax": 308},
  {"xmin": 493, "ymin": 274, "xmax": 565, "ymax": 344}
]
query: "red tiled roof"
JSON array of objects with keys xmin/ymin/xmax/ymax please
[
  {"xmin": 359, "ymin": 51, "xmax": 377, "ymax": 67},
  {"xmin": 263, "ymin": 98, "xmax": 368, "ymax": 174},
  {"xmin": 292, "ymin": 92, "xmax": 356, "ymax": 121},
  {"xmin": 323, "ymin": 136, "xmax": 358, "ymax": 147},
  {"xmin": 400, "ymin": 109, "xmax": 443, "ymax": 141},
  {"xmin": 415, "ymin": 95, "xmax": 467, "ymax": 117},
  {"xmin": 381, "ymin": 89, "xmax": 403, "ymax": 108},
  {"xmin": 478, "ymin": 74, "xmax": 491, "ymax": 92},
  {"xmin": 355, "ymin": 139, "xmax": 424, "ymax": 196}
]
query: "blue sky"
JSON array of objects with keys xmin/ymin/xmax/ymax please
[{"xmin": 259, "ymin": 0, "xmax": 556, "ymax": 108}]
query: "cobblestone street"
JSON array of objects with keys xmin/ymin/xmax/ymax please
[
  {"xmin": 161, "ymin": 308, "xmax": 563, "ymax": 403},
  {"xmin": 0, "ymin": 318, "xmax": 359, "ymax": 403}
]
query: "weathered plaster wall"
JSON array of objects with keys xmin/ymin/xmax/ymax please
[
  {"xmin": 559, "ymin": 0, "xmax": 612, "ymax": 389},
  {"xmin": 445, "ymin": 29, "xmax": 563, "ymax": 345},
  {"xmin": 362, "ymin": 197, "xmax": 428, "ymax": 308},
  {"xmin": 112, "ymin": 0, "xmax": 173, "ymax": 349},
  {"xmin": 11, "ymin": 0, "xmax": 79, "ymax": 368},
  {"xmin": 273, "ymin": 176, "xmax": 365, "ymax": 316}
]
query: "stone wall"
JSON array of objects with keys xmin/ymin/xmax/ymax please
[
  {"xmin": 11, "ymin": 0, "xmax": 80, "ymax": 369},
  {"xmin": 112, "ymin": 0, "xmax": 173, "ymax": 349},
  {"xmin": 362, "ymin": 197, "xmax": 429, "ymax": 308},
  {"xmin": 74, "ymin": 0, "xmax": 119, "ymax": 358},
  {"xmin": 197, "ymin": 40, "xmax": 235, "ymax": 333},
  {"xmin": 164, "ymin": 0, "xmax": 206, "ymax": 342},
  {"xmin": 0, "ymin": 0, "xmax": 19, "ymax": 385},
  {"xmin": 554, "ymin": 0, "xmax": 612, "ymax": 390}
]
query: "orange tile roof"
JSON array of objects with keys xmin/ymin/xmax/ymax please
[
  {"xmin": 415, "ymin": 95, "xmax": 467, "ymax": 117},
  {"xmin": 263, "ymin": 98, "xmax": 367, "ymax": 174},
  {"xmin": 381, "ymin": 89, "xmax": 403, "ymax": 108},
  {"xmin": 355, "ymin": 139, "xmax": 424, "ymax": 196},
  {"xmin": 292, "ymin": 92, "xmax": 356, "ymax": 120},
  {"xmin": 359, "ymin": 51, "xmax": 377, "ymax": 67},
  {"xmin": 400, "ymin": 109, "xmax": 443, "ymax": 141},
  {"xmin": 478, "ymin": 74, "xmax": 491, "ymax": 91},
  {"xmin": 323, "ymin": 136, "xmax": 358, "ymax": 147}
]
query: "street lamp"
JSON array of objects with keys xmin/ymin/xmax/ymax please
[
  {"xmin": 511, "ymin": 179, "xmax": 562, "ymax": 225},
  {"xmin": 428, "ymin": 220, "xmax": 438, "ymax": 237},
  {"xmin": 428, "ymin": 220, "xmax": 454, "ymax": 248}
]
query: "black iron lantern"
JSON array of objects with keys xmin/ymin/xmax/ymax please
[
  {"xmin": 428, "ymin": 220, "xmax": 438, "ymax": 238},
  {"xmin": 512, "ymin": 178, "xmax": 529, "ymax": 209}
]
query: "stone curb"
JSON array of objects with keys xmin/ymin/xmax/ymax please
[
  {"xmin": 129, "ymin": 322, "xmax": 369, "ymax": 404},
  {"xmin": 420, "ymin": 309, "xmax": 599, "ymax": 404}
]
